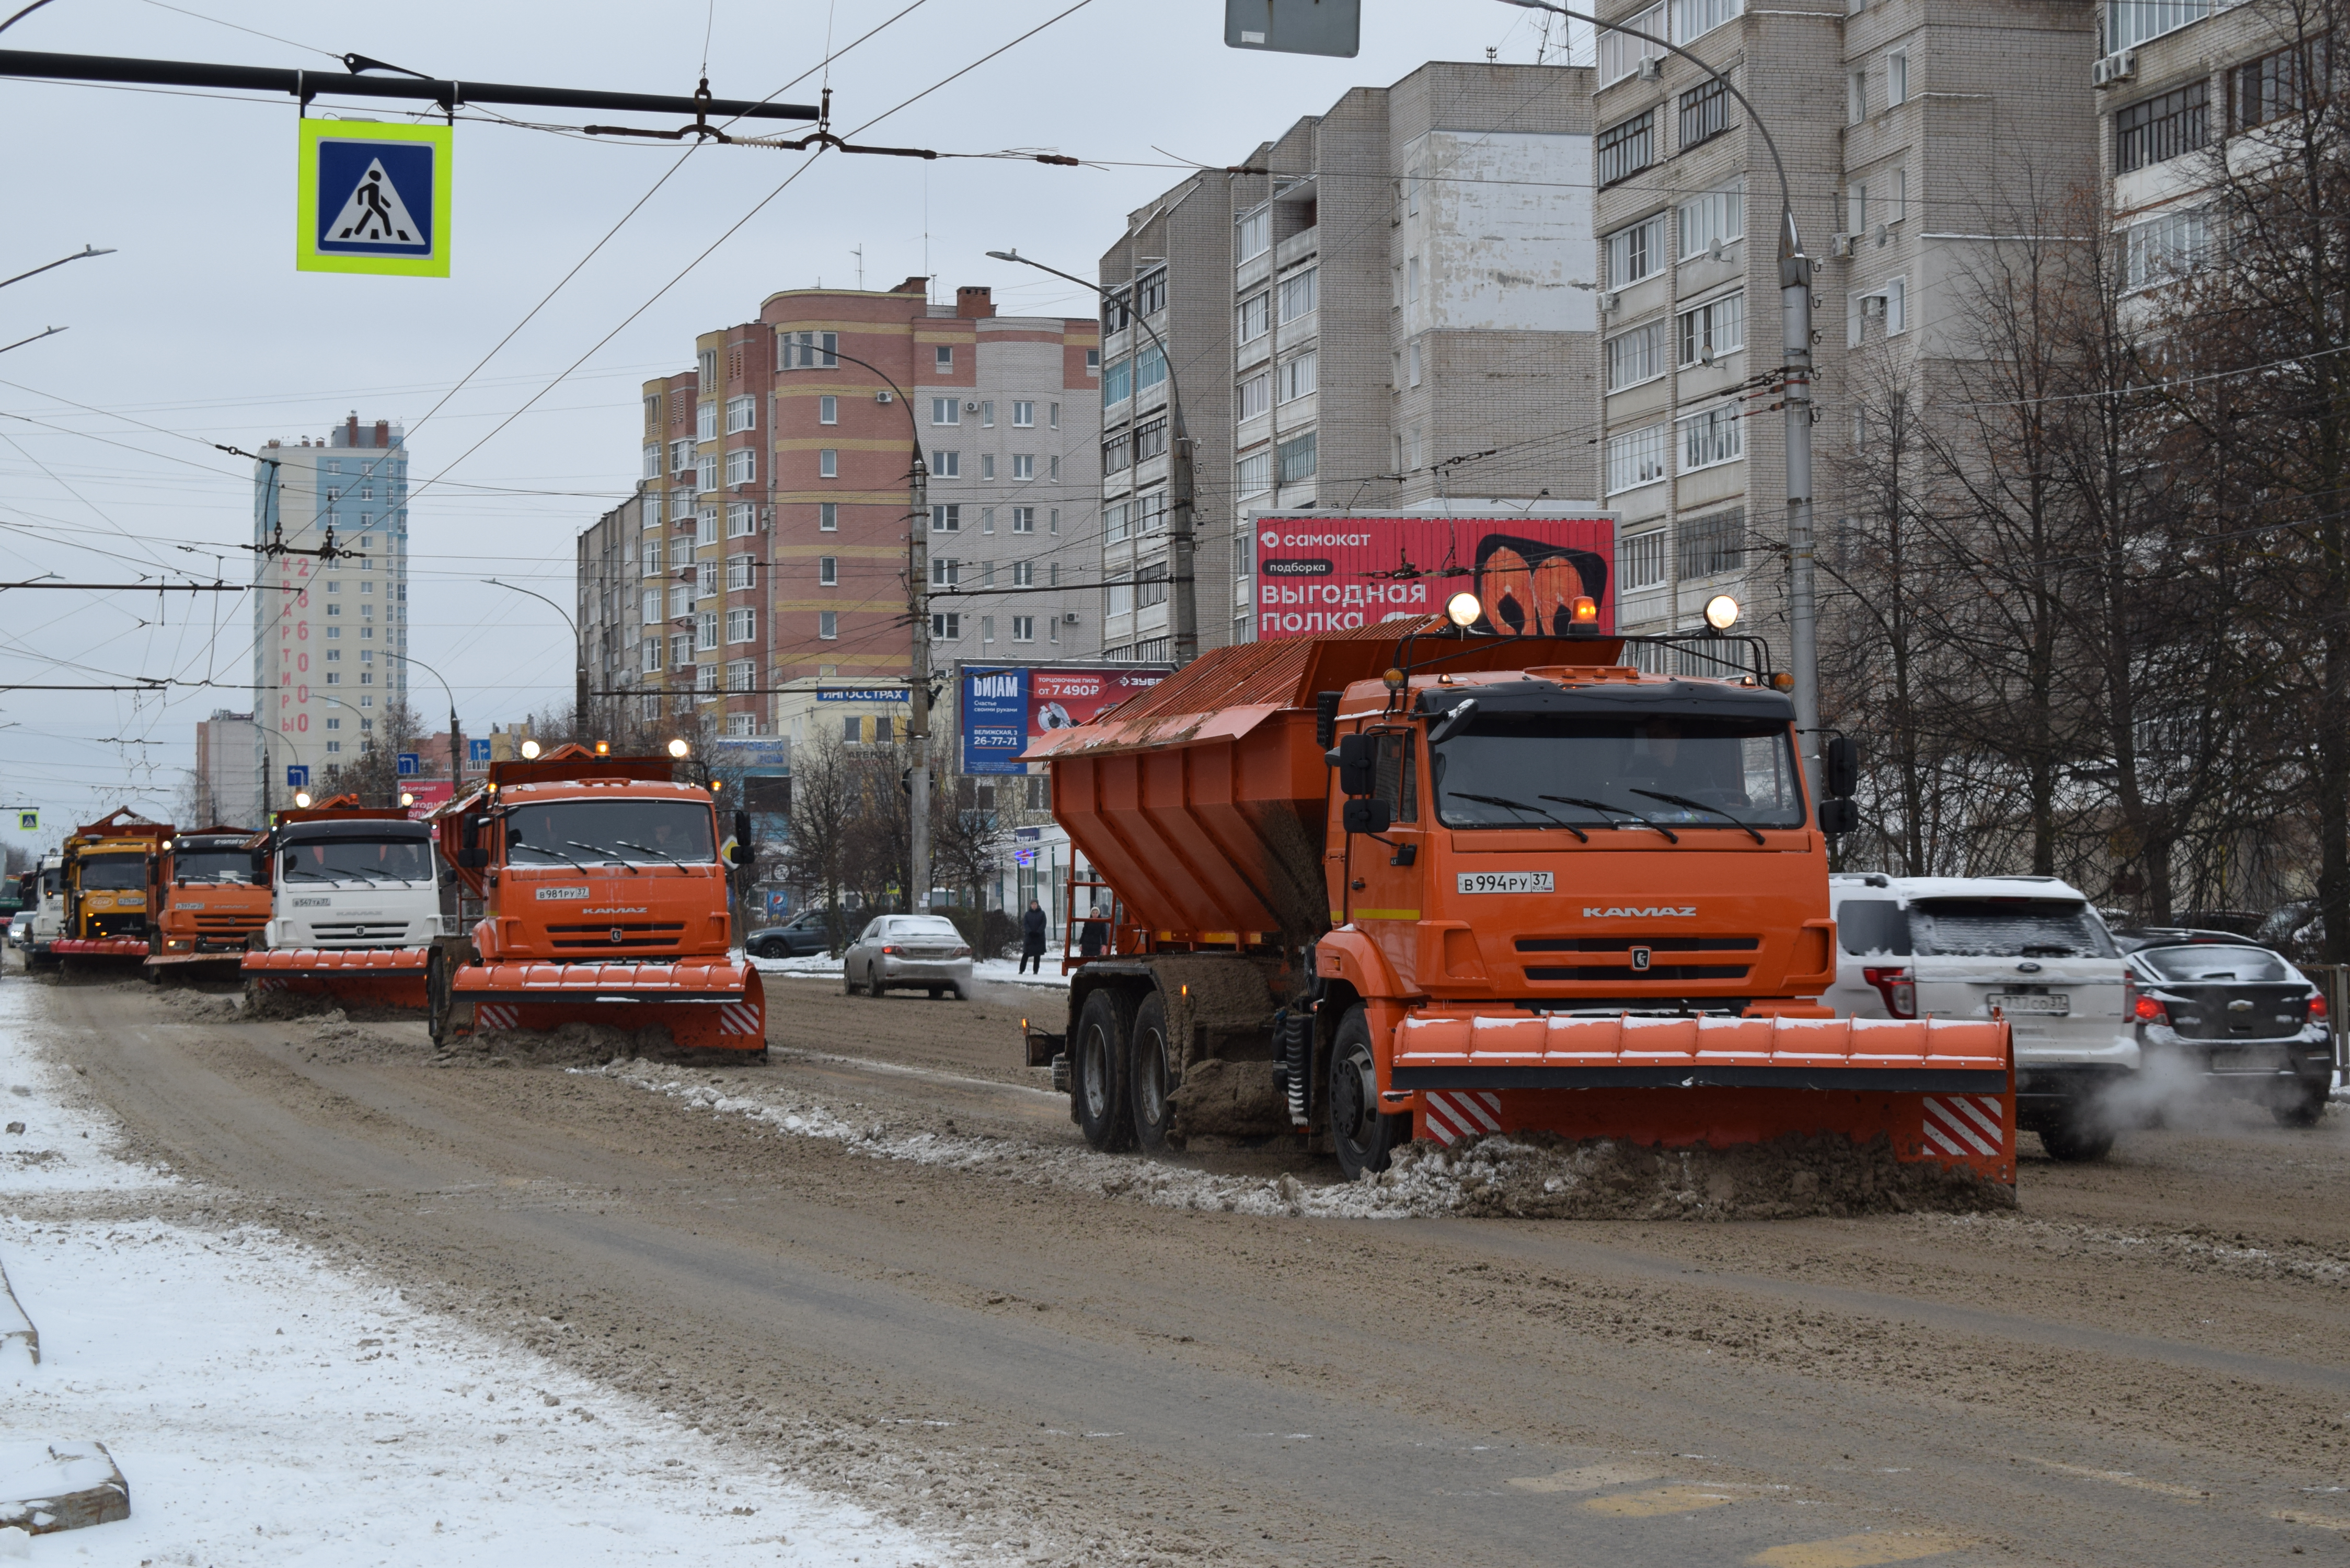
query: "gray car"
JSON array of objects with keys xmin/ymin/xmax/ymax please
[
  {"xmin": 2120, "ymin": 937, "xmax": 2333, "ymax": 1126},
  {"xmin": 843, "ymin": 915, "xmax": 972, "ymax": 1000}
]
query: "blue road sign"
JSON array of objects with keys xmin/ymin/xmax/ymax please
[
  {"xmin": 467, "ymin": 739, "xmax": 492, "ymax": 764},
  {"xmin": 296, "ymin": 120, "xmax": 453, "ymax": 278},
  {"xmin": 396, "ymin": 752, "xmax": 419, "ymax": 777},
  {"xmin": 286, "ymin": 765, "xmax": 310, "ymax": 789}
]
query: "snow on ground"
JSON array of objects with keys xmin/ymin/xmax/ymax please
[
  {"xmin": 746, "ymin": 953, "xmax": 1069, "ymax": 991},
  {"xmin": 0, "ymin": 984, "xmax": 963, "ymax": 1566}
]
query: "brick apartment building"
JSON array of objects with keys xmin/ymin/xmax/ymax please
[
  {"xmin": 588, "ymin": 282, "xmax": 1101, "ymax": 746},
  {"xmin": 1098, "ymin": 61, "xmax": 1598, "ymax": 654}
]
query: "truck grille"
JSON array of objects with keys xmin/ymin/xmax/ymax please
[
  {"xmin": 547, "ymin": 920, "xmax": 687, "ymax": 952},
  {"xmin": 1525, "ymin": 963, "xmax": 1752, "ymax": 982},
  {"xmin": 307, "ymin": 921, "xmax": 410, "ymax": 944},
  {"xmin": 1518, "ymin": 936, "xmax": 1755, "ymax": 983}
]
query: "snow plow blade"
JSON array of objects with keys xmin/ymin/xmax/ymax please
[
  {"xmin": 51, "ymin": 938, "xmax": 150, "ymax": 959},
  {"xmin": 240, "ymin": 947, "xmax": 431, "ymax": 1011},
  {"xmin": 1392, "ymin": 1013, "xmax": 2015, "ymax": 1184},
  {"xmin": 444, "ymin": 960, "xmax": 765, "ymax": 1052}
]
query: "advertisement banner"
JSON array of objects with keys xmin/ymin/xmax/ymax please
[
  {"xmin": 961, "ymin": 665, "xmax": 1174, "ymax": 774},
  {"xmin": 400, "ymin": 779, "xmax": 454, "ymax": 820},
  {"xmin": 1251, "ymin": 511, "xmax": 1616, "ymax": 640},
  {"xmin": 1029, "ymin": 667, "xmax": 1169, "ymax": 738}
]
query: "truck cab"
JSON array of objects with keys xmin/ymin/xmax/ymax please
[
  {"xmin": 26, "ymin": 853, "xmax": 64, "ymax": 958},
  {"xmin": 263, "ymin": 817, "xmax": 444, "ymax": 951},
  {"xmin": 149, "ymin": 826, "xmax": 272, "ymax": 969}
]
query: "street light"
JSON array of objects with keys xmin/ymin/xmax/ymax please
[
  {"xmin": 988, "ymin": 248, "xmax": 1199, "ymax": 669},
  {"xmin": 483, "ymin": 577, "xmax": 587, "ymax": 732},
  {"xmin": 386, "ymin": 650, "xmax": 464, "ymax": 794},
  {"xmin": 0, "ymin": 245, "xmax": 114, "ymax": 292},
  {"xmin": 1495, "ymin": 0, "xmax": 1819, "ymax": 791}
]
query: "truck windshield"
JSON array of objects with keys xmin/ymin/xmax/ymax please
[
  {"xmin": 504, "ymin": 800, "xmax": 716, "ymax": 866},
  {"xmin": 282, "ymin": 837, "xmax": 433, "ymax": 883},
  {"xmin": 1430, "ymin": 713, "xmax": 1805, "ymax": 830},
  {"xmin": 174, "ymin": 851, "xmax": 256, "ymax": 884},
  {"xmin": 77, "ymin": 856, "xmax": 147, "ymax": 890},
  {"xmin": 1909, "ymin": 899, "xmax": 2118, "ymax": 959}
]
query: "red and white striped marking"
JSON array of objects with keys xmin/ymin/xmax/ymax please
[
  {"xmin": 719, "ymin": 1000, "xmax": 763, "ymax": 1036},
  {"xmin": 1421, "ymin": 1090, "xmax": 1503, "ymax": 1145},
  {"xmin": 475, "ymin": 1003, "xmax": 521, "ymax": 1032},
  {"xmin": 1921, "ymin": 1094, "xmax": 2005, "ymax": 1158}
]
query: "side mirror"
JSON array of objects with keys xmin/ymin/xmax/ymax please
[
  {"xmin": 723, "ymin": 841, "xmax": 748, "ymax": 868},
  {"xmin": 458, "ymin": 847, "xmax": 490, "ymax": 870},
  {"xmin": 1819, "ymin": 798, "xmax": 1860, "ymax": 836},
  {"xmin": 1314, "ymin": 690, "xmax": 1343, "ymax": 750},
  {"xmin": 1825, "ymin": 734, "xmax": 1860, "ymax": 800},
  {"xmin": 734, "ymin": 810, "xmax": 751, "ymax": 850},
  {"xmin": 1333, "ymin": 733, "xmax": 1375, "ymax": 797},
  {"xmin": 1342, "ymin": 798, "xmax": 1392, "ymax": 836},
  {"xmin": 460, "ymin": 817, "xmax": 480, "ymax": 850}
]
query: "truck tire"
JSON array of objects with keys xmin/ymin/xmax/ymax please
[
  {"xmin": 1129, "ymin": 991, "xmax": 1177, "ymax": 1152},
  {"xmin": 1329, "ymin": 1006, "xmax": 1404, "ymax": 1181},
  {"xmin": 1072, "ymin": 987, "xmax": 1135, "ymax": 1152},
  {"xmin": 425, "ymin": 946, "xmax": 453, "ymax": 1047}
]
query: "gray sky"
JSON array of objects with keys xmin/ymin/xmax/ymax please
[{"xmin": 0, "ymin": 0, "xmax": 1586, "ymax": 850}]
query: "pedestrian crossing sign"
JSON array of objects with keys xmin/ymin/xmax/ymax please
[
  {"xmin": 296, "ymin": 119, "xmax": 452, "ymax": 277},
  {"xmin": 14, "ymin": 810, "xmax": 34, "ymax": 832}
]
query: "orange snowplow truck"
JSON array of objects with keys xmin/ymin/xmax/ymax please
[
  {"xmin": 239, "ymin": 797, "xmax": 441, "ymax": 1010},
  {"xmin": 426, "ymin": 744, "xmax": 765, "ymax": 1051},
  {"xmin": 50, "ymin": 808, "xmax": 167, "ymax": 965},
  {"xmin": 1023, "ymin": 617, "xmax": 2015, "ymax": 1185},
  {"xmin": 144, "ymin": 824, "xmax": 271, "ymax": 980}
]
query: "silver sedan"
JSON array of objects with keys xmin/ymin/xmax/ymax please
[{"xmin": 843, "ymin": 915, "xmax": 973, "ymax": 999}]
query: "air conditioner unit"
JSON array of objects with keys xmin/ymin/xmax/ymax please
[
  {"xmin": 874, "ymin": 390, "xmax": 893, "ymax": 404},
  {"xmin": 1063, "ymin": 612, "xmax": 1082, "ymax": 624},
  {"xmin": 964, "ymin": 400, "xmax": 981, "ymax": 412},
  {"xmin": 2092, "ymin": 48, "xmax": 2135, "ymax": 87},
  {"xmin": 1596, "ymin": 290, "xmax": 1621, "ymax": 314},
  {"xmin": 1635, "ymin": 55, "xmax": 1662, "ymax": 82},
  {"xmin": 1827, "ymin": 233, "xmax": 1854, "ymax": 259}
]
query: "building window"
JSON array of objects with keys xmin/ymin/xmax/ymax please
[
  {"xmin": 698, "ymin": 509, "xmax": 719, "ymax": 547},
  {"xmin": 669, "ymin": 583, "xmax": 693, "ymax": 617},
  {"xmin": 1677, "ymin": 292, "xmax": 1745, "ymax": 365},
  {"xmin": 1407, "ymin": 255, "xmax": 1421, "ymax": 304},
  {"xmin": 1678, "ymin": 179, "xmax": 1745, "ymax": 258},
  {"xmin": 1009, "ymin": 615, "xmax": 1035, "ymax": 643},
  {"xmin": 1237, "ymin": 206, "xmax": 1271, "ymax": 261},
  {"xmin": 1050, "ymin": 456, "xmax": 1061, "ymax": 481},
  {"xmin": 1011, "ymin": 560, "xmax": 1034, "ymax": 587},
  {"xmin": 698, "ymin": 559, "xmax": 720, "ymax": 599},
  {"xmin": 819, "ymin": 555, "xmax": 838, "ymax": 585},
  {"xmin": 2231, "ymin": 39, "xmax": 2325, "ymax": 130},
  {"xmin": 1409, "ymin": 340, "xmax": 1422, "ymax": 387},
  {"xmin": 1102, "ymin": 429, "xmax": 1133, "ymax": 472},
  {"xmin": 1277, "ymin": 266, "xmax": 1318, "ymax": 322},
  {"xmin": 1619, "ymin": 528, "xmax": 1669, "ymax": 593},
  {"xmin": 727, "ymin": 502, "xmax": 757, "ymax": 537},
  {"xmin": 698, "ymin": 349, "xmax": 718, "ymax": 390},
  {"xmin": 642, "ymin": 538, "xmax": 664, "ymax": 577},
  {"xmin": 931, "ymin": 558, "xmax": 961, "ymax": 590},
  {"xmin": 1136, "ymin": 343, "xmax": 1168, "ymax": 394},
  {"xmin": 1606, "ymin": 319, "xmax": 1669, "ymax": 391},
  {"xmin": 2125, "ymin": 207, "xmax": 2209, "ymax": 291},
  {"xmin": 1102, "ymin": 358, "xmax": 1132, "ymax": 405},
  {"xmin": 932, "ymin": 504, "xmax": 961, "ymax": 532},
  {"xmin": 670, "ymin": 488, "xmax": 695, "ymax": 521},
  {"xmin": 1049, "ymin": 401, "xmax": 1060, "ymax": 429},
  {"xmin": 819, "ymin": 448, "xmax": 838, "ymax": 478},
  {"xmin": 697, "ymin": 400, "xmax": 717, "ymax": 441},
  {"xmin": 780, "ymin": 330, "xmax": 837, "ymax": 368},
  {"xmin": 1103, "ymin": 286, "xmax": 1133, "ymax": 335},
  {"xmin": 1605, "ymin": 423, "xmax": 1669, "ymax": 494},
  {"xmin": 724, "ymin": 448, "xmax": 756, "ymax": 485},
  {"xmin": 1012, "ymin": 505, "xmax": 1035, "ymax": 534},
  {"xmin": 1885, "ymin": 48, "xmax": 1908, "ymax": 107},
  {"xmin": 1280, "ymin": 350, "xmax": 1318, "ymax": 402},
  {"xmin": 1012, "ymin": 400, "xmax": 1035, "ymax": 427},
  {"xmin": 935, "ymin": 345, "xmax": 954, "ymax": 370},
  {"xmin": 1104, "ymin": 499, "xmax": 1131, "ymax": 543},
  {"xmin": 819, "ymin": 502, "xmax": 838, "ymax": 531},
  {"xmin": 1849, "ymin": 68, "xmax": 1867, "ymax": 124},
  {"xmin": 1236, "ymin": 449, "xmax": 1272, "ymax": 497},
  {"xmin": 696, "ymin": 610, "xmax": 720, "ymax": 652},
  {"xmin": 931, "ymin": 397, "xmax": 960, "ymax": 426},
  {"xmin": 727, "ymin": 659, "xmax": 756, "ymax": 693},
  {"xmin": 931, "ymin": 612, "xmax": 961, "ymax": 639},
  {"xmin": 1012, "ymin": 454, "xmax": 1035, "ymax": 480},
  {"xmin": 978, "ymin": 400, "xmax": 994, "ymax": 428},
  {"xmin": 1136, "ymin": 561, "xmax": 1169, "ymax": 609},
  {"xmin": 1134, "ymin": 418, "xmax": 1169, "ymax": 464},
  {"xmin": 669, "ymin": 439, "xmax": 693, "ymax": 473},
  {"xmin": 1678, "ymin": 401, "xmax": 1744, "ymax": 472},
  {"xmin": 727, "ymin": 553, "xmax": 756, "ymax": 590},
  {"xmin": 981, "ymin": 454, "xmax": 996, "ymax": 481},
  {"xmin": 1677, "ymin": 507, "xmax": 1746, "ymax": 579},
  {"xmin": 642, "ymin": 443, "xmax": 659, "ymax": 479},
  {"xmin": 2109, "ymin": 0, "xmax": 2210, "ymax": 53},
  {"xmin": 819, "ymin": 610, "xmax": 837, "ymax": 639},
  {"xmin": 1107, "ymin": 580, "xmax": 1133, "ymax": 617},
  {"xmin": 1277, "ymin": 431, "xmax": 1318, "ymax": 485},
  {"xmin": 1596, "ymin": 111, "xmax": 1654, "ymax": 188},
  {"xmin": 1597, "ymin": 2, "xmax": 1666, "ymax": 86},
  {"xmin": 725, "ymin": 395, "xmax": 756, "ymax": 432},
  {"xmin": 1135, "ymin": 268, "xmax": 1168, "ymax": 316},
  {"xmin": 1678, "ymin": 77, "xmax": 1732, "ymax": 148},
  {"xmin": 1671, "ymin": 0, "xmax": 1740, "ymax": 42},
  {"xmin": 1237, "ymin": 292, "xmax": 1272, "ymax": 343},
  {"xmin": 1086, "ymin": 350, "xmax": 1100, "ymax": 372},
  {"xmin": 726, "ymin": 607, "xmax": 757, "ymax": 643},
  {"xmin": 696, "ymin": 662, "xmax": 720, "ymax": 693},
  {"xmin": 818, "ymin": 395, "xmax": 837, "ymax": 425},
  {"xmin": 1854, "ymin": 276, "xmax": 1908, "ymax": 338},
  {"xmin": 1137, "ymin": 491, "xmax": 1168, "ymax": 536},
  {"xmin": 1239, "ymin": 372, "xmax": 1271, "ymax": 420},
  {"xmin": 725, "ymin": 713, "xmax": 756, "ymax": 736},
  {"xmin": 2115, "ymin": 81, "xmax": 2208, "ymax": 173},
  {"xmin": 641, "ymin": 589, "xmax": 661, "ymax": 624},
  {"xmin": 643, "ymin": 638, "xmax": 664, "ymax": 672},
  {"xmin": 1604, "ymin": 213, "xmax": 1666, "ymax": 287}
]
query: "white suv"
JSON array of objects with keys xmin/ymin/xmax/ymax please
[{"xmin": 1826, "ymin": 873, "xmax": 2137, "ymax": 1161}]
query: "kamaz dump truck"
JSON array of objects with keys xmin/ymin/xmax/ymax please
[
  {"xmin": 143, "ymin": 824, "xmax": 271, "ymax": 982},
  {"xmin": 1022, "ymin": 615, "xmax": 2014, "ymax": 1186},
  {"xmin": 239, "ymin": 798, "xmax": 443, "ymax": 1011},
  {"xmin": 425, "ymin": 744, "xmax": 765, "ymax": 1052},
  {"xmin": 48, "ymin": 809, "xmax": 167, "ymax": 969}
]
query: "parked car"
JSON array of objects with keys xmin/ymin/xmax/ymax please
[
  {"xmin": 2117, "ymin": 934, "xmax": 2333, "ymax": 1127},
  {"xmin": 842, "ymin": 914, "xmax": 972, "ymax": 999},
  {"xmin": 6, "ymin": 911, "xmax": 28, "ymax": 950},
  {"xmin": 1827, "ymin": 873, "xmax": 2136, "ymax": 1161},
  {"xmin": 744, "ymin": 906, "xmax": 838, "ymax": 959}
]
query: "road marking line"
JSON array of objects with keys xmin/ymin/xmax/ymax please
[
  {"xmin": 2023, "ymin": 1455, "xmax": 2205, "ymax": 1502},
  {"xmin": 1749, "ymin": 1531, "xmax": 1967, "ymax": 1567},
  {"xmin": 1583, "ymin": 1484, "xmax": 1740, "ymax": 1517},
  {"xmin": 1507, "ymin": 1462, "xmax": 1664, "ymax": 1493},
  {"xmin": 2274, "ymin": 1508, "xmax": 2350, "ymax": 1532}
]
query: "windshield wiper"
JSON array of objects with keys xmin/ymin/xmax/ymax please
[
  {"xmin": 510, "ymin": 839, "xmax": 594, "ymax": 877},
  {"xmin": 1449, "ymin": 792, "xmax": 1588, "ymax": 842},
  {"xmin": 567, "ymin": 839, "xmax": 640, "ymax": 874},
  {"xmin": 1629, "ymin": 788, "xmax": 1765, "ymax": 844},
  {"xmin": 1540, "ymin": 795, "xmax": 1678, "ymax": 844},
  {"xmin": 617, "ymin": 839, "xmax": 690, "ymax": 871}
]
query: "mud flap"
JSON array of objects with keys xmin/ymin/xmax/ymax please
[{"xmin": 1392, "ymin": 1013, "xmax": 2016, "ymax": 1186}]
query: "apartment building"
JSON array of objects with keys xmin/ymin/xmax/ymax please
[
  {"xmin": 1589, "ymin": 0, "xmax": 2098, "ymax": 645},
  {"xmin": 576, "ymin": 498, "xmax": 637, "ymax": 734},
  {"xmin": 191, "ymin": 709, "xmax": 262, "ymax": 828},
  {"xmin": 605, "ymin": 282, "xmax": 1100, "ymax": 747},
  {"xmin": 1098, "ymin": 60, "xmax": 1596, "ymax": 655},
  {"xmin": 250, "ymin": 414, "xmax": 412, "ymax": 791}
]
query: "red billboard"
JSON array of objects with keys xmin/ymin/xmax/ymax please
[
  {"xmin": 1251, "ymin": 512, "xmax": 1616, "ymax": 640},
  {"xmin": 401, "ymin": 779, "xmax": 454, "ymax": 820},
  {"xmin": 1029, "ymin": 666, "xmax": 1170, "ymax": 735}
]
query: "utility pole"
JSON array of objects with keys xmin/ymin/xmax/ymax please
[{"xmin": 989, "ymin": 249, "xmax": 1197, "ymax": 666}]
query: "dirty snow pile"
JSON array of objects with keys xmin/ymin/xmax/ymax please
[
  {"xmin": 0, "ymin": 986, "xmax": 961, "ymax": 1566},
  {"xmin": 589, "ymin": 1059, "xmax": 2011, "ymax": 1221}
]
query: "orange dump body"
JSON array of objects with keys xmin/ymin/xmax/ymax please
[
  {"xmin": 1028, "ymin": 620, "xmax": 2014, "ymax": 1183},
  {"xmin": 146, "ymin": 825, "xmax": 271, "ymax": 973}
]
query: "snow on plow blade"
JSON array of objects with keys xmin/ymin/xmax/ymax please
[
  {"xmin": 447, "ymin": 960, "xmax": 765, "ymax": 1051},
  {"xmin": 240, "ymin": 947, "xmax": 430, "ymax": 1011},
  {"xmin": 51, "ymin": 938, "xmax": 150, "ymax": 958},
  {"xmin": 1392, "ymin": 1013, "xmax": 2014, "ymax": 1184}
]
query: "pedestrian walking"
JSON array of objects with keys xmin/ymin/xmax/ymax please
[
  {"xmin": 1078, "ymin": 904, "xmax": 1109, "ymax": 959},
  {"xmin": 1019, "ymin": 898, "xmax": 1049, "ymax": 974}
]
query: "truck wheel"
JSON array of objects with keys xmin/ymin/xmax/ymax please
[
  {"xmin": 1072, "ymin": 987, "xmax": 1135, "ymax": 1152},
  {"xmin": 1130, "ymin": 991, "xmax": 1177, "ymax": 1152},
  {"xmin": 2272, "ymin": 1079, "xmax": 2330, "ymax": 1128},
  {"xmin": 1329, "ymin": 1007, "xmax": 1401, "ymax": 1181},
  {"xmin": 425, "ymin": 947, "xmax": 453, "ymax": 1046}
]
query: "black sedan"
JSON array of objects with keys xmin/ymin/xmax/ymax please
[
  {"xmin": 2119, "ymin": 936, "xmax": 2334, "ymax": 1127},
  {"xmin": 745, "ymin": 907, "xmax": 840, "ymax": 960}
]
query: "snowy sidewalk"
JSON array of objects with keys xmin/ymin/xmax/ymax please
[{"xmin": 0, "ymin": 984, "xmax": 962, "ymax": 1565}]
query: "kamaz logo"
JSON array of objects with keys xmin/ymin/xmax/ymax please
[
  {"xmin": 1584, "ymin": 906, "xmax": 1697, "ymax": 918},
  {"xmin": 535, "ymin": 886, "xmax": 591, "ymax": 901}
]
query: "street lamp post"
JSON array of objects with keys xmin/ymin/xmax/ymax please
[
  {"xmin": 483, "ymin": 577, "xmax": 588, "ymax": 735},
  {"xmin": 1497, "ymin": 1, "xmax": 1819, "ymax": 791},
  {"xmin": 387, "ymin": 650, "xmax": 463, "ymax": 798},
  {"xmin": 988, "ymin": 248, "xmax": 1199, "ymax": 667}
]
